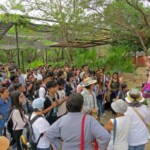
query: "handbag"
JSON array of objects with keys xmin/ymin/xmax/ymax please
[
  {"xmin": 132, "ymin": 107, "xmax": 150, "ymax": 130},
  {"xmin": 80, "ymin": 114, "xmax": 98, "ymax": 150},
  {"xmin": 142, "ymin": 83, "xmax": 150, "ymax": 98}
]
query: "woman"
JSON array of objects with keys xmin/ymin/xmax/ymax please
[
  {"xmin": 108, "ymin": 72, "xmax": 120, "ymax": 111},
  {"xmin": 125, "ymin": 88, "xmax": 150, "ymax": 150},
  {"xmin": 45, "ymin": 93, "xmax": 110, "ymax": 150},
  {"xmin": 0, "ymin": 87, "xmax": 11, "ymax": 136},
  {"xmin": 10, "ymin": 91, "xmax": 28, "ymax": 150},
  {"xmin": 94, "ymin": 76, "xmax": 106, "ymax": 119},
  {"xmin": 105, "ymin": 99, "xmax": 131, "ymax": 150},
  {"xmin": 65, "ymin": 72, "xmax": 76, "ymax": 96}
]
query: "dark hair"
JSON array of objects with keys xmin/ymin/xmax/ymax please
[
  {"xmin": 67, "ymin": 72, "xmax": 74, "ymax": 82},
  {"xmin": 14, "ymin": 83, "xmax": 22, "ymax": 90},
  {"xmin": 42, "ymin": 74, "xmax": 50, "ymax": 81},
  {"xmin": 57, "ymin": 70, "xmax": 64, "ymax": 78},
  {"xmin": 66, "ymin": 93, "xmax": 84, "ymax": 112},
  {"xmin": 48, "ymin": 71, "xmax": 54, "ymax": 77},
  {"xmin": 10, "ymin": 91, "xmax": 25, "ymax": 120},
  {"xmin": 57, "ymin": 78, "xmax": 65, "ymax": 86},
  {"xmin": 46, "ymin": 80, "xmax": 57, "ymax": 89},
  {"xmin": 82, "ymin": 65, "xmax": 88, "ymax": 69},
  {"xmin": 85, "ymin": 85, "xmax": 91, "ymax": 89},
  {"xmin": 121, "ymin": 83, "xmax": 127, "ymax": 89},
  {"xmin": 10, "ymin": 74, "xmax": 18, "ymax": 82},
  {"xmin": 0, "ymin": 87, "xmax": 7, "ymax": 94}
]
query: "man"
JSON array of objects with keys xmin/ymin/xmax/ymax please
[
  {"xmin": 45, "ymin": 93, "xmax": 110, "ymax": 150},
  {"xmin": 82, "ymin": 64, "xmax": 89, "ymax": 73},
  {"xmin": 81, "ymin": 77, "xmax": 98, "ymax": 119},
  {"xmin": 33, "ymin": 69, "xmax": 42, "ymax": 81},
  {"xmin": 38, "ymin": 74, "xmax": 50, "ymax": 98},
  {"xmin": 17, "ymin": 68, "xmax": 24, "ymax": 85},
  {"xmin": 8, "ymin": 74, "xmax": 19, "ymax": 93}
]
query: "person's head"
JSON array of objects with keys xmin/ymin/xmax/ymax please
[
  {"xmin": 14, "ymin": 83, "xmax": 24, "ymax": 92},
  {"xmin": 82, "ymin": 65, "xmax": 88, "ymax": 72},
  {"xmin": 27, "ymin": 74, "xmax": 35, "ymax": 82},
  {"xmin": 33, "ymin": 69, "xmax": 37, "ymax": 75},
  {"xmin": 10, "ymin": 74, "xmax": 19, "ymax": 83},
  {"xmin": 66, "ymin": 93, "xmax": 84, "ymax": 112},
  {"xmin": 125, "ymin": 88, "xmax": 144, "ymax": 107},
  {"xmin": 0, "ymin": 87, "xmax": 9, "ymax": 99},
  {"xmin": 46, "ymin": 81, "xmax": 57, "ymax": 94},
  {"xmin": 57, "ymin": 78, "xmax": 65, "ymax": 90},
  {"xmin": 83, "ymin": 77, "xmax": 97, "ymax": 91},
  {"xmin": 32, "ymin": 98, "xmax": 45, "ymax": 112},
  {"xmin": 112, "ymin": 72, "xmax": 119, "ymax": 79},
  {"xmin": 67, "ymin": 72, "xmax": 74, "ymax": 82},
  {"xmin": 57, "ymin": 70, "xmax": 65, "ymax": 79},
  {"xmin": 42, "ymin": 74, "xmax": 51, "ymax": 84},
  {"xmin": 111, "ymin": 99, "xmax": 128, "ymax": 115},
  {"xmin": 0, "ymin": 136, "xmax": 9, "ymax": 150},
  {"xmin": 10, "ymin": 91, "xmax": 25, "ymax": 109},
  {"xmin": 16, "ymin": 68, "xmax": 22, "ymax": 75},
  {"xmin": 121, "ymin": 83, "xmax": 128, "ymax": 92},
  {"xmin": 79, "ymin": 71, "xmax": 89, "ymax": 82},
  {"xmin": 106, "ymin": 72, "xmax": 111, "ymax": 79}
]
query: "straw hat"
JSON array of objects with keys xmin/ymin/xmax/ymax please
[
  {"xmin": 111, "ymin": 99, "xmax": 128, "ymax": 114},
  {"xmin": 0, "ymin": 136, "xmax": 9, "ymax": 150},
  {"xmin": 125, "ymin": 88, "xmax": 144, "ymax": 103},
  {"xmin": 82, "ymin": 77, "xmax": 97, "ymax": 87}
]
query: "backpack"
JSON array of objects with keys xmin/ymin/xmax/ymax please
[
  {"xmin": 142, "ymin": 83, "xmax": 150, "ymax": 98},
  {"xmin": 3, "ymin": 109, "xmax": 16, "ymax": 146},
  {"xmin": 20, "ymin": 115, "xmax": 44, "ymax": 150},
  {"xmin": 34, "ymin": 86, "xmax": 47, "ymax": 99}
]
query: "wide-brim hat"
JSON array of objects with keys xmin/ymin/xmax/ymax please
[
  {"xmin": 82, "ymin": 77, "xmax": 97, "ymax": 87},
  {"xmin": 111, "ymin": 99, "xmax": 128, "ymax": 114},
  {"xmin": 0, "ymin": 136, "xmax": 9, "ymax": 150},
  {"xmin": 125, "ymin": 88, "xmax": 144, "ymax": 103}
]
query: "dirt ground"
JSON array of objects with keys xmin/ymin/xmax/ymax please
[{"xmin": 100, "ymin": 111, "xmax": 150, "ymax": 150}]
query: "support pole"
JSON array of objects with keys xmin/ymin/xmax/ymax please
[
  {"xmin": 45, "ymin": 49, "xmax": 48, "ymax": 64},
  {"xmin": 15, "ymin": 24, "xmax": 20, "ymax": 67}
]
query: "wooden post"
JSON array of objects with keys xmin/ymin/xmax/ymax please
[{"xmin": 15, "ymin": 24, "xmax": 20, "ymax": 67}]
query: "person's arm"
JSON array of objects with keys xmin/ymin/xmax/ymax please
[
  {"xmin": 108, "ymin": 79, "xmax": 112, "ymax": 91},
  {"xmin": 45, "ymin": 119, "xmax": 62, "ymax": 150},
  {"xmin": 91, "ymin": 117, "xmax": 111, "ymax": 150},
  {"xmin": 105, "ymin": 120, "xmax": 114, "ymax": 132},
  {"xmin": 42, "ymin": 102, "xmax": 57, "ymax": 115}
]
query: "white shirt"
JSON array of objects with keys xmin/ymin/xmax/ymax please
[
  {"xmin": 12, "ymin": 109, "xmax": 27, "ymax": 130},
  {"xmin": 125, "ymin": 105, "xmax": 150, "ymax": 146},
  {"xmin": 107, "ymin": 116, "xmax": 131, "ymax": 150},
  {"xmin": 31, "ymin": 113, "xmax": 51, "ymax": 149},
  {"xmin": 56, "ymin": 90, "xmax": 67, "ymax": 117},
  {"xmin": 39, "ymin": 85, "xmax": 46, "ymax": 98},
  {"xmin": 33, "ymin": 73, "xmax": 42, "ymax": 81}
]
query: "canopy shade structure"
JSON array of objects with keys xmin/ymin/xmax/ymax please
[{"xmin": 0, "ymin": 22, "xmax": 14, "ymax": 39}]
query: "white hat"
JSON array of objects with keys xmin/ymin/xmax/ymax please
[
  {"xmin": 82, "ymin": 77, "xmax": 97, "ymax": 87},
  {"xmin": 111, "ymin": 99, "xmax": 128, "ymax": 114},
  {"xmin": 79, "ymin": 72, "xmax": 85, "ymax": 80},
  {"xmin": 32, "ymin": 98, "xmax": 45, "ymax": 110},
  {"xmin": 125, "ymin": 88, "xmax": 144, "ymax": 103}
]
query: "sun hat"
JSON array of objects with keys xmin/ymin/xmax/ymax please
[
  {"xmin": 111, "ymin": 99, "xmax": 128, "ymax": 114},
  {"xmin": 82, "ymin": 77, "xmax": 97, "ymax": 87},
  {"xmin": 0, "ymin": 136, "xmax": 9, "ymax": 150},
  {"xmin": 79, "ymin": 71, "xmax": 85, "ymax": 80},
  {"xmin": 32, "ymin": 98, "xmax": 45, "ymax": 110},
  {"xmin": 125, "ymin": 88, "xmax": 144, "ymax": 103}
]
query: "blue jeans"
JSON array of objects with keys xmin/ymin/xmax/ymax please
[
  {"xmin": 128, "ymin": 144, "xmax": 145, "ymax": 150},
  {"xmin": 97, "ymin": 95, "xmax": 105, "ymax": 117}
]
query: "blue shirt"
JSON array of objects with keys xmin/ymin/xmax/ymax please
[{"xmin": 0, "ymin": 97, "xmax": 11, "ymax": 127}]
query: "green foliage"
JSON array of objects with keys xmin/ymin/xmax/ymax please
[{"xmin": 26, "ymin": 60, "xmax": 44, "ymax": 69}]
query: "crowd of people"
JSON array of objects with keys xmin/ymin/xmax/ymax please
[{"xmin": 0, "ymin": 62, "xmax": 150, "ymax": 150}]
